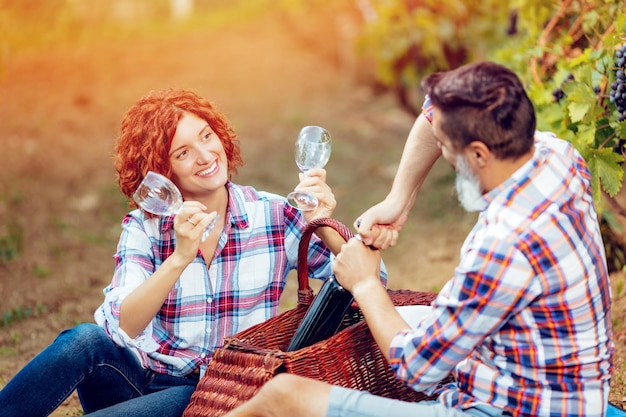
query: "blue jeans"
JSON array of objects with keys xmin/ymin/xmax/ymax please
[{"xmin": 0, "ymin": 323, "xmax": 198, "ymax": 417}]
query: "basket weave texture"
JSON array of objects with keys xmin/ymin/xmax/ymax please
[{"xmin": 183, "ymin": 218, "xmax": 449, "ymax": 417}]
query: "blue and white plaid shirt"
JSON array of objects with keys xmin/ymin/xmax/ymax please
[{"xmin": 95, "ymin": 182, "xmax": 336, "ymax": 377}]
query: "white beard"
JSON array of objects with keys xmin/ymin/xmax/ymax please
[{"xmin": 454, "ymin": 154, "xmax": 484, "ymax": 212}]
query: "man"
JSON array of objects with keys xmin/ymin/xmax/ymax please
[{"xmin": 222, "ymin": 61, "xmax": 614, "ymax": 417}]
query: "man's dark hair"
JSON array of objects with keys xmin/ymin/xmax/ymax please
[{"xmin": 422, "ymin": 61, "xmax": 536, "ymax": 159}]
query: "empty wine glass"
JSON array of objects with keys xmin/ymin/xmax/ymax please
[
  {"xmin": 286, "ymin": 126, "xmax": 332, "ymax": 211},
  {"xmin": 132, "ymin": 171, "xmax": 218, "ymax": 242}
]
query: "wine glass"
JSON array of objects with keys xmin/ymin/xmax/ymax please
[
  {"xmin": 132, "ymin": 171, "xmax": 218, "ymax": 242},
  {"xmin": 286, "ymin": 126, "xmax": 332, "ymax": 211}
]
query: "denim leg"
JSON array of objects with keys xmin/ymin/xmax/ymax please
[
  {"xmin": 85, "ymin": 384, "xmax": 197, "ymax": 417},
  {"xmin": 81, "ymin": 363, "xmax": 199, "ymax": 416},
  {"xmin": 0, "ymin": 323, "xmax": 146, "ymax": 417}
]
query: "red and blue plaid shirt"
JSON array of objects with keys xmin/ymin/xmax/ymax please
[
  {"xmin": 388, "ymin": 100, "xmax": 614, "ymax": 416},
  {"xmin": 95, "ymin": 182, "xmax": 336, "ymax": 377}
]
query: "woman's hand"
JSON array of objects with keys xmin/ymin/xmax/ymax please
[
  {"xmin": 173, "ymin": 201, "xmax": 218, "ymax": 263},
  {"xmin": 296, "ymin": 168, "xmax": 336, "ymax": 222},
  {"xmin": 354, "ymin": 197, "xmax": 412, "ymax": 250}
]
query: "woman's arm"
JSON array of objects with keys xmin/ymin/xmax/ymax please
[
  {"xmin": 356, "ymin": 113, "xmax": 441, "ymax": 249},
  {"xmin": 119, "ymin": 203, "xmax": 217, "ymax": 338}
]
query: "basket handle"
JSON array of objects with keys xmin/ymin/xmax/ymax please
[{"xmin": 296, "ymin": 217, "xmax": 354, "ymax": 306}]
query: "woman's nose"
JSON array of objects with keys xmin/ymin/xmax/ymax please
[{"xmin": 195, "ymin": 146, "xmax": 213, "ymax": 164}]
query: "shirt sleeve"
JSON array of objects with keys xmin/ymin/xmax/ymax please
[
  {"xmin": 422, "ymin": 95, "xmax": 434, "ymax": 124},
  {"xmin": 94, "ymin": 213, "xmax": 160, "ymax": 354},
  {"xmin": 388, "ymin": 234, "xmax": 536, "ymax": 394},
  {"xmin": 282, "ymin": 203, "xmax": 334, "ymax": 279}
]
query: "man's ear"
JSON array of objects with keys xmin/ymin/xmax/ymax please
[{"xmin": 464, "ymin": 141, "xmax": 491, "ymax": 169}]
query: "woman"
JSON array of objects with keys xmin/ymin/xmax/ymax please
[{"xmin": 0, "ymin": 89, "xmax": 347, "ymax": 416}]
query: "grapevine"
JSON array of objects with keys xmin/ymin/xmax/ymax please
[{"xmin": 355, "ymin": 0, "xmax": 626, "ymax": 270}]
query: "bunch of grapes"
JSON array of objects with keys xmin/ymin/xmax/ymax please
[
  {"xmin": 609, "ymin": 44, "xmax": 626, "ymax": 122},
  {"xmin": 552, "ymin": 74, "xmax": 574, "ymax": 102}
]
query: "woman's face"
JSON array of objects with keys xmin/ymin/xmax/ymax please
[{"xmin": 168, "ymin": 112, "xmax": 229, "ymax": 200}]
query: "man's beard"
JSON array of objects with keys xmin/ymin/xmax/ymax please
[{"xmin": 454, "ymin": 154, "xmax": 484, "ymax": 212}]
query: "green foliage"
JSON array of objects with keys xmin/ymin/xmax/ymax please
[
  {"xmin": 0, "ymin": 224, "xmax": 22, "ymax": 264},
  {"xmin": 0, "ymin": 346, "xmax": 17, "ymax": 357},
  {"xmin": 357, "ymin": 0, "xmax": 513, "ymax": 114},
  {"xmin": 0, "ymin": 303, "xmax": 47, "ymax": 328},
  {"xmin": 358, "ymin": 0, "xmax": 626, "ymax": 271},
  {"xmin": 32, "ymin": 263, "xmax": 52, "ymax": 278},
  {"xmin": 0, "ymin": 192, "xmax": 23, "ymax": 264},
  {"xmin": 358, "ymin": 0, "xmax": 626, "ymax": 204},
  {"xmin": 495, "ymin": 0, "xmax": 626, "ymax": 202}
]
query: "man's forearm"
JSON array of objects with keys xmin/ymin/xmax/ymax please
[{"xmin": 351, "ymin": 279, "xmax": 410, "ymax": 362}]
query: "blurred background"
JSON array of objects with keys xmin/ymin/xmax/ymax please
[{"xmin": 0, "ymin": 0, "xmax": 624, "ymax": 413}]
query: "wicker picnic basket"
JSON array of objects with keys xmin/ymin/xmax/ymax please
[{"xmin": 183, "ymin": 218, "xmax": 448, "ymax": 417}]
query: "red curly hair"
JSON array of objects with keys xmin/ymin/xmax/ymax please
[{"xmin": 114, "ymin": 89, "xmax": 244, "ymax": 207}]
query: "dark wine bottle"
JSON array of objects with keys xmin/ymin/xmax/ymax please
[{"xmin": 286, "ymin": 275, "xmax": 354, "ymax": 352}]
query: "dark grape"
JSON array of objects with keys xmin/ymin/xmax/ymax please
[
  {"xmin": 553, "ymin": 74, "xmax": 574, "ymax": 102},
  {"xmin": 610, "ymin": 44, "xmax": 626, "ymax": 124},
  {"xmin": 553, "ymin": 88, "xmax": 566, "ymax": 102}
]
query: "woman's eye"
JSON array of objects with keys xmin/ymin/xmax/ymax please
[
  {"xmin": 202, "ymin": 132, "xmax": 212, "ymax": 142},
  {"xmin": 176, "ymin": 149, "xmax": 189, "ymax": 159}
]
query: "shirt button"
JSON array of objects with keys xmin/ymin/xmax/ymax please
[
  {"xmin": 206, "ymin": 327, "xmax": 212, "ymax": 334},
  {"xmin": 206, "ymin": 297, "xmax": 213, "ymax": 303},
  {"xmin": 200, "ymin": 352, "xmax": 206, "ymax": 358}
]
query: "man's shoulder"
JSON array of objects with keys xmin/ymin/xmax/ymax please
[
  {"xmin": 533, "ymin": 131, "xmax": 582, "ymax": 161},
  {"xmin": 532, "ymin": 131, "xmax": 591, "ymax": 182}
]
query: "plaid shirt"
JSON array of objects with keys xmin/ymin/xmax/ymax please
[
  {"xmin": 389, "ymin": 101, "xmax": 614, "ymax": 416},
  {"xmin": 95, "ymin": 182, "xmax": 335, "ymax": 377}
]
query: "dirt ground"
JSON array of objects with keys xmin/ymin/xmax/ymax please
[{"xmin": 0, "ymin": 7, "xmax": 624, "ymax": 415}]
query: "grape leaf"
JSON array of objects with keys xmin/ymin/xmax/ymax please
[
  {"xmin": 587, "ymin": 148, "xmax": 625, "ymax": 198},
  {"xmin": 618, "ymin": 121, "xmax": 626, "ymax": 140},
  {"xmin": 563, "ymin": 83, "xmax": 596, "ymax": 123},
  {"xmin": 585, "ymin": 154, "xmax": 603, "ymax": 203},
  {"xmin": 577, "ymin": 122, "xmax": 597, "ymax": 146}
]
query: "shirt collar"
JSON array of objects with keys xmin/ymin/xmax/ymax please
[
  {"xmin": 225, "ymin": 181, "xmax": 249, "ymax": 229},
  {"xmin": 480, "ymin": 142, "xmax": 541, "ymax": 209},
  {"xmin": 159, "ymin": 181, "xmax": 250, "ymax": 235}
]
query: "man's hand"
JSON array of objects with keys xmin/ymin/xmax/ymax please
[{"xmin": 332, "ymin": 237, "xmax": 382, "ymax": 293}]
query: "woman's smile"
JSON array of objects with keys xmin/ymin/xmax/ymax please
[{"xmin": 196, "ymin": 160, "xmax": 219, "ymax": 177}]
